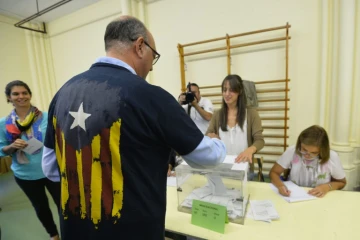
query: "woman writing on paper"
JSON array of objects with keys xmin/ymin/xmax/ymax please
[
  {"xmin": 205, "ymin": 74, "xmax": 264, "ymax": 164},
  {"xmin": 270, "ymin": 125, "xmax": 346, "ymax": 198},
  {"xmin": 0, "ymin": 81, "xmax": 60, "ymax": 240}
]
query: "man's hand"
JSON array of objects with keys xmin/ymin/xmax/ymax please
[
  {"xmin": 278, "ymin": 185, "xmax": 291, "ymax": 196},
  {"xmin": 235, "ymin": 147, "xmax": 256, "ymax": 163},
  {"xmin": 167, "ymin": 164, "xmax": 175, "ymax": 177},
  {"xmin": 207, "ymin": 133, "xmax": 220, "ymax": 139},
  {"xmin": 191, "ymin": 97, "xmax": 198, "ymax": 106},
  {"xmin": 178, "ymin": 94, "xmax": 186, "ymax": 104},
  {"xmin": 308, "ymin": 184, "xmax": 330, "ymax": 198}
]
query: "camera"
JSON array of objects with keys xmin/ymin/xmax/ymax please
[{"xmin": 180, "ymin": 82, "xmax": 196, "ymax": 105}]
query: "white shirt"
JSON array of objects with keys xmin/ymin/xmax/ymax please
[
  {"xmin": 277, "ymin": 145, "xmax": 346, "ymax": 187},
  {"xmin": 219, "ymin": 119, "xmax": 248, "ymax": 155},
  {"xmin": 182, "ymin": 97, "xmax": 213, "ymax": 134}
]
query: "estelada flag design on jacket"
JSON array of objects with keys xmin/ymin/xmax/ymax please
[{"xmin": 46, "ymin": 78, "xmax": 126, "ymax": 229}]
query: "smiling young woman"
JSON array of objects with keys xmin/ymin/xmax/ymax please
[
  {"xmin": 206, "ymin": 74, "xmax": 265, "ymax": 167},
  {"xmin": 0, "ymin": 80, "xmax": 61, "ymax": 240}
]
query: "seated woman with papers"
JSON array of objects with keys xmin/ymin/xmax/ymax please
[
  {"xmin": 205, "ymin": 74, "xmax": 264, "ymax": 164},
  {"xmin": 270, "ymin": 125, "xmax": 346, "ymax": 198}
]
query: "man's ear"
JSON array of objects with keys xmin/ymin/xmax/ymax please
[{"xmin": 134, "ymin": 37, "xmax": 145, "ymax": 58}]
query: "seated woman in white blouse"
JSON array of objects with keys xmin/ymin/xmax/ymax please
[
  {"xmin": 270, "ymin": 125, "xmax": 346, "ymax": 198},
  {"xmin": 206, "ymin": 74, "xmax": 264, "ymax": 165}
]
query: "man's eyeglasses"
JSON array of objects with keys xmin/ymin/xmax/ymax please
[
  {"xmin": 130, "ymin": 37, "xmax": 160, "ymax": 65},
  {"xmin": 143, "ymin": 41, "xmax": 160, "ymax": 65}
]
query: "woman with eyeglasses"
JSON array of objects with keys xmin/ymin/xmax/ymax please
[{"xmin": 270, "ymin": 125, "xmax": 346, "ymax": 198}]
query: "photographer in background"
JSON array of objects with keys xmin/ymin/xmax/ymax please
[
  {"xmin": 178, "ymin": 83, "xmax": 214, "ymax": 134},
  {"xmin": 169, "ymin": 83, "xmax": 214, "ymax": 175}
]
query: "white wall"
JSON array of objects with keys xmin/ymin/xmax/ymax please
[
  {"xmin": 0, "ymin": 15, "xmax": 33, "ymax": 116},
  {"xmin": 147, "ymin": 0, "xmax": 322, "ymax": 145},
  {"xmin": 0, "ymin": 0, "xmax": 348, "ymax": 146},
  {"xmin": 47, "ymin": 0, "xmax": 122, "ymax": 89}
]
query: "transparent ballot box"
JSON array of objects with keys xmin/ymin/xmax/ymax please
[{"xmin": 175, "ymin": 162, "xmax": 249, "ymax": 224}]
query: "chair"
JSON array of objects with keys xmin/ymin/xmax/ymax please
[
  {"xmin": 0, "ymin": 156, "xmax": 12, "ymax": 174},
  {"xmin": 250, "ymin": 157, "xmax": 265, "ymax": 182}
]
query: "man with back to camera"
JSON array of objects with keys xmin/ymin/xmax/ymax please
[
  {"xmin": 178, "ymin": 83, "xmax": 214, "ymax": 134},
  {"xmin": 41, "ymin": 16, "xmax": 226, "ymax": 240}
]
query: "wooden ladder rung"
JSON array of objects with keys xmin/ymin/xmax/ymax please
[
  {"xmin": 263, "ymin": 159, "xmax": 276, "ymax": 164},
  {"xmin": 199, "ymin": 85, "xmax": 221, "ymax": 89},
  {"xmin": 255, "ymin": 79, "xmax": 290, "ymax": 84},
  {"xmin": 256, "ymin": 88, "xmax": 290, "ymax": 93},
  {"xmin": 264, "ymin": 143, "xmax": 289, "ymax": 147},
  {"xmin": 257, "ymin": 151, "xmax": 283, "ymax": 155},
  {"xmin": 252, "ymin": 159, "xmax": 276, "ymax": 165},
  {"xmin": 261, "ymin": 117, "xmax": 290, "ymax": 120},
  {"xmin": 263, "ymin": 126, "xmax": 289, "ymax": 129},
  {"xmin": 256, "ymin": 107, "xmax": 289, "ymax": 111},
  {"xmin": 211, "ymin": 99, "xmax": 290, "ymax": 104},
  {"xmin": 258, "ymin": 98, "xmax": 290, "ymax": 102},
  {"xmin": 199, "ymin": 79, "xmax": 291, "ymax": 89},
  {"xmin": 263, "ymin": 134, "xmax": 289, "ymax": 138},
  {"xmin": 202, "ymin": 93, "xmax": 222, "ymax": 97}
]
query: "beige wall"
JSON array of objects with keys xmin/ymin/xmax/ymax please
[
  {"xmin": 40, "ymin": 0, "xmax": 325, "ymax": 146},
  {"xmin": 146, "ymin": 0, "xmax": 360, "ymax": 188},
  {"xmin": 147, "ymin": 0, "xmax": 322, "ymax": 146},
  {"xmin": 0, "ymin": 15, "xmax": 33, "ymax": 116},
  {"xmin": 1, "ymin": 0, "xmax": 358, "ymax": 149},
  {"xmin": 47, "ymin": 0, "xmax": 122, "ymax": 89}
]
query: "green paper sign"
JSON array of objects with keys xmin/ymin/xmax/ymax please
[{"xmin": 191, "ymin": 199, "xmax": 229, "ymax": 234}]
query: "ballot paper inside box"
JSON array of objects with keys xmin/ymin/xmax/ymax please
[{"xmin": 175, "ymin": 162, "xmax": 249, "ymax": 225}]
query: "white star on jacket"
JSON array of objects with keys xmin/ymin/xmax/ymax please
[{"xmin": 69, "ymin": 102, "xmax": 91, "ymax": 131}]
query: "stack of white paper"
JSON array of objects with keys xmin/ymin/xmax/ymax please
[
  {"xmin": 223, "ymin": 155, "xmax": 237, "ymax": 164},
  {"xmin": 270, "ymin": 181, "xmax": 317, "ymax": 203},
  {"xmin": 231, "ymin": 162, "xmax": 249, "ymax": 171},
  {"xmin": 249, "ymin": 200, "xmax": 279, "ymax": 223}
]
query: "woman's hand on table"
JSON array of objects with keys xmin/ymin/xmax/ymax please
[
  {"xmin": 235, "ymin": 147, "xmax": 256, "ymax": 163},
  {"xmin": 308, "ymin": 184, "xmax": 330, "ymax": 198}
]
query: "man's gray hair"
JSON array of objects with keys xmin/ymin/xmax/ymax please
[{"xmin": 104, "ymin": 17, "xmax": 148, "ymax": 51}]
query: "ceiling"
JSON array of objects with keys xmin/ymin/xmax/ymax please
[{"xmin": 0, "ymin": 0, "xmax": 103, "ymax": 23}]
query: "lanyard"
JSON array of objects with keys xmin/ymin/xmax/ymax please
[{"xmin": 301, "ymin": 157, "xmax": 320, "ymax": 188}]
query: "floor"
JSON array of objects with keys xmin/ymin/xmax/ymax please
[{"xmin": 0, "ymin": 172, "xmax": 60, "ymax": 240}]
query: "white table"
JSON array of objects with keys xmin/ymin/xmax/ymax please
[{"xmin": 165, "ymin": 181, "xmax": 360, "ymax": 240}]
